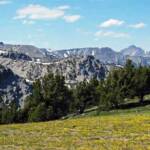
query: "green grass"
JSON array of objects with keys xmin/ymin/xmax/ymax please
[{"xmin": 0, "ymin": 104, "xmax": 150, "ymax": 150}]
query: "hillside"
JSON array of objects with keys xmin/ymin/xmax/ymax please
[
  {"xmin": 0, "ymin": 65, "xmax": 31, "ymax": 107},
  {"xmin": 0, "ymin": 109, "xmax": 149, "ymax": 150}
]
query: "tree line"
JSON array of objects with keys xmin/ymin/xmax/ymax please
[{"xmin": 0, "ymin": 60, "xmax": 150, "ymax": 124}]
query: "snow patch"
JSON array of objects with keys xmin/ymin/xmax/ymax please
[
  {"xmin": 92, "ymin": 50, "xmax": 95, "ymax": 56},
  {"xmin": 0, "ymin": 50, "xmax": 7, "ymax": 54},
  {"xmin": 64, "ymin": 53, "xmax": 68, "ymax": 58}
]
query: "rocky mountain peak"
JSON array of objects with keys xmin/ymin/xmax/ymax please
[{"xmin": 121, "ymin": 45, "xmax": 145, "ymax": 57}]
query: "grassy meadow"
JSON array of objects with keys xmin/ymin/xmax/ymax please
[{"xmin": 0, "ymin": 106, "xmax": 150, "ymax": 150}]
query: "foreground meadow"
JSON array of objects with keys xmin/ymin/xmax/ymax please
[{"xmin": 0, "ymin": 113, "xmax": 150, "ymax": 150}]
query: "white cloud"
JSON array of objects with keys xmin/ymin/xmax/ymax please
[
  {"xmin": 14, "ymin": 4, "xmax": 65, "ymax": 20},
  {"xmin": 95, "ymin": 30, "xmax": 129, "ymax": 38},
  {"xmin": 100, "ymin": 19, "xmax": 125, "ymax": 28},
  {"xmin": 129, "ymin": 22, "xmax": 146, "ymax": 29},
  {"xmin": 14, "ymin": 4, "xmax": 81, "ymax": 23},
  {"xmin": 63, "ymin": 15, "xmax": 81, "ymax": 23},
  {"xmin": 0, "ymin": 0, "xmax": 11, "ymax": 5}
]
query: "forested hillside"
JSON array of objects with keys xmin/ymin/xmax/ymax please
[{"xmin": 1, "ymin": 60, "xmax": 150, "ymax": 124}]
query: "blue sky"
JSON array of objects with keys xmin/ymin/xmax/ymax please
[{"xmin": 0, "ymin": 0, "xmax": 149, "ymax": 51}]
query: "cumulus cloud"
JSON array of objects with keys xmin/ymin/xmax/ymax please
[
  {"xmin": 14, "ymin": 4, "xmax": 65, "ymax": 20},
  {"xmin": 63, "ymin": 15, "xmax": 81, "ymax": 23},
  {"xmin": 100, "ymin": 19, "xmax": 125, "ymax": 28},
  {"xmin": 0, "ymin": 0, "xmax": 11, "ymax": 5},
  {"xmin": 129, "ymin": 22, "xmax": 146, "ymax": 29},
  {"xmin": 14, "ymin": 4, "xmax": 80, "ymax": 23},
  {"xmin": 95, "ymin": 30, "xmax": 129, "ymax": 38}
]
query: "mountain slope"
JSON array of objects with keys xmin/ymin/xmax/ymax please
[
  {"xmin": 0, "ymin": 65, "xmax": 31, "ymax": 107},
  {"xmin": 47, "ymin": 56, "xmax": 109, "ymax": 86}
]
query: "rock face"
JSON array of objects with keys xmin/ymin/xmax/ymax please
[
  {"xmin": 47, "ymin": 56, "xmax": 108, "ymax": 86},
  {"xmin": 0, "ymin": 57, "xmax": 51, "ymax": 80},
  {"xmin": 0, "ymin": 51, "xmax": 32, "ymax": 61},
  {"xmin": 0, "ymin": 65, "xmax": 31, "ymax": 107},
  {"xmin": 0, "ymin": 55, "xmax": 109, "ymax": 83}
]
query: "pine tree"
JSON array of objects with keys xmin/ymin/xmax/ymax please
[
  {"xmin": 98, "ymin": 60, "xmax": 136, "ymax": 111},
  {"xmin": 133, "ymin": 66, "xmax": 150, "ymax": 103},
  {"xmin": 24, "ymin": 72, "xmax": 74, "ymax": 121},
  {"xmin": 75, "ymin": 78, "xmax": 99, "ymax": 114},
  {"xmin": 1, "ymin": 102, "xmax": 18, "ymax": 124},
  {"xmin": 28, "ymin": 103, "xmax": 47, "ymax": 122}
]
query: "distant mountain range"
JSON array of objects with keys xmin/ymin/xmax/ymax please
[
  {"xmin": 50, "ymin": 45, "xmax": 150, "ymax": 66},
  {"xmin": 0, "ymin": 42, "xmax": 150, "ymax": 65},
  {"xmin": 49, "ymin": 47, "xmax": 119, "ymax": 64}
]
